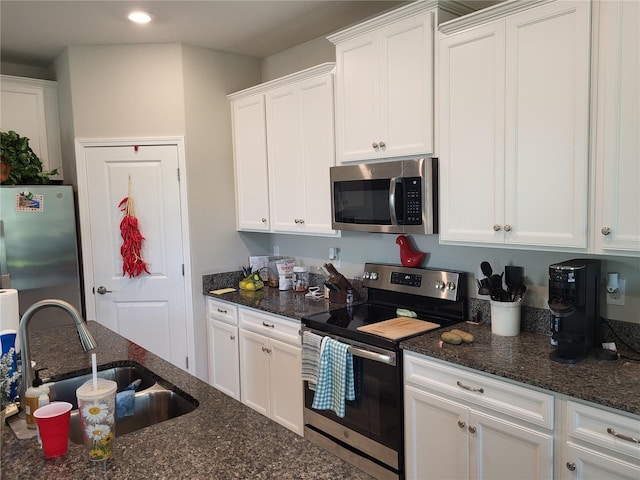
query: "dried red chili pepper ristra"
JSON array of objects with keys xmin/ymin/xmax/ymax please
[{"xmin": 119, "ymin": 193, "xmax": 150, "ymax": 277}]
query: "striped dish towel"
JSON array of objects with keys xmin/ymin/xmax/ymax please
[
  {"xmin": 311, "ymin": 338, "xmax": 355, "ymax": 418},
  {"xmin": 301, "ymin": 331, "xmax": 322, "ymax": 389}
]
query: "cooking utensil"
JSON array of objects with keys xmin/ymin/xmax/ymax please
[{"xmin": 480, "ymin": 261, "xmax": 493, "ymax": 278}]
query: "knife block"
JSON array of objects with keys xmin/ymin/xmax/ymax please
[{"xmin": 329, "ymin": 289, "xmax": 347, "ymax": 304}]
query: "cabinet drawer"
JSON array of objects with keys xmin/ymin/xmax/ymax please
[
  {"xmin": 567, "ymin": 400, "xmax": 640, "ymax": 459},
  {"xmin": 239, "ymin": 308, "xmax": 300, "ymax": 346},
  {"xmin": 404, "ymin": 352, "xmax": 553, "ymax": 428},
  {"xmin": 206, "ymin": 298, "xmax": 238, "ymax": 326}
]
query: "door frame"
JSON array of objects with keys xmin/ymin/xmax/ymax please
[{"xmin": 74, "ymin": 136, "xmax": 195, "ymax": 373}]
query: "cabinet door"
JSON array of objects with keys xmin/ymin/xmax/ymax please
[
  {"xmin": 298, "ymin": 74, "xmax": 336, "ymax": 235},
  {"xmin": 504, "ymin": 1, "xmax": 590, "ymax": 247},
  {"xmin": 470, "ymin": 409, "xmax": 553, "ymax": 480},
  {"xmin": 380, "ymin": 10, "xmax": 435, "ymax": 159},
  {"xmin": 334, "ymin": 34, "xmax": 381, "ymax": 162},
  {"xmin": 239, "ymin": 329, "xmax": 270, "ymax": 416},
  {"xmin": 404, "ymin": 386, "xmax": 468, "ymax": 480},
  {"xmin": 208, "ymin": 319, "xmax": 240, "ymax": 400},
  {"xmin": 593, "ymin": 0, "xmax": 640, "ymax": 254},
  {"xmin": 266, "ymin": 86, "xmax": 304, "ymax": 232},
  {"xmin": 268, "ymin": 338, "xmax": 303, "ymax": 435},
  {"xmin": 267, "ymin": 73, "xmax": 336, "ymax": 235},
  {"xmin": 565, "ymin": 443, "xmax": 640, "ymax": 480},
  {"xmin": 231, "ymin": 94, "xmax": 270, "ymax": 231},
  {"xmin": 439, "ymin": 21, "xmax": 506, "ymax": 244}
]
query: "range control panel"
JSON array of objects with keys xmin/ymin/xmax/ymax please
[{"xmin": 362, "ymin": 263, "xmax": 465, "ymax": 302}]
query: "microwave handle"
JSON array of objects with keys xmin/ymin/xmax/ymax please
[{"xmin": 389, "ymin": 177, "xmax": 399, "ymax": 225}]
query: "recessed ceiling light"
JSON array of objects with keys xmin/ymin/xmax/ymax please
[{"xmin": 128, "ymin": 11, "xmax": 152, "ymax": 24}]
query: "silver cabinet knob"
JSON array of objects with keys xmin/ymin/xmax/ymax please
[
  {"xmin": 379, "ymin": 141, "xmax": 386, "ymax": 148},
  {"xmin": 261, "ymin": 217, "xmax": 267, "ymax": 223},
  {"xmin": 602, "ymin": 227, "xmax": 611, "ymax": 236},
  {"xmin": 372, "ymin": 142, "xmax": 379, "ymax": 149},
  {"xmin": 566, "ymin": 462, "xmax": 576, "ymax": 471},
  {"xmin": 468, "ymin": 425, "xmax": 477, "ymax": 434},
  {"xmin": 493, "ymin": 224, "xmax": 502, "ymax": 232},
  {"xmin": 96, "ymin": 286, "xmax": 112, "ymax": 295},
  {"xmin": 294, "ymin": 218, "xmax": 305, "ymax": 224},
  {"xmin": 229, "ymin": 335, "xmax": 235, "ymax": 340},
  {"xmin": 504, "ymin": 224, "xmax": 512, "ymax": 232},
  {"xmin": 457, "ymin": 420, "xmax": 466, "ymax": 429}
]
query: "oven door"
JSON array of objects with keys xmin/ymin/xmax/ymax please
[{"xmin": 303, "ymin": 330, "xmax": 403, "ymax": 473}]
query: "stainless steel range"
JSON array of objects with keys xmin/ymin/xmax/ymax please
[{"xmin": 301, "ymin": 263, "xmax": 467, "ymax": 480}]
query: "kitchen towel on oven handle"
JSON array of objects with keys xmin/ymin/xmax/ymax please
[
  {"xmin": 301, "ymin": 330, "xmax": 324, "ymax": 390},
  {"xmin": 312, "ymin": 337, "xmax": 355, "ymax": 418}
]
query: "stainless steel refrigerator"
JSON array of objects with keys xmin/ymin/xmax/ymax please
[{"xmin": 0, "ymin": 185, "xmax": 83, "ymax": 329}]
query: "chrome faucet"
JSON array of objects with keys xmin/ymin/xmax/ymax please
[{"xmin": 19, "ymin": 299, "xmax": 97, "ymax": 396}]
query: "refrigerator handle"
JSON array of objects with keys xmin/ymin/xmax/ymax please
[{"xmin": 0, "ymin": 220, "xmax": 10, "ymax": 288}]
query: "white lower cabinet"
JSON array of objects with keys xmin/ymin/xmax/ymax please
[
  {"xmin": 404, "ymin": 352, "xmax": 554, "ymax": 480},
  {"xmin": 560, "ymin": 401, "xmax": 640, "ymax": 480},
  {"xmin": 239, "ymin": 308, "xmax": 303, "ymax": 436},
  {"xmin": 206, "ymin": 298, "xmax": 240, "ymax": 400}
]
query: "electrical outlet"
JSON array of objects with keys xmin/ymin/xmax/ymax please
[
  {"xmin": 606, "ymin": 279, "xmax": 625, "ymax": 306},
  {"xmin": 328, "ymin": 247, "xmax": 341, "ymax": 268},
  {"xmin": 273, "ymin": 245, "xmax": 280, "ymax": 255}
]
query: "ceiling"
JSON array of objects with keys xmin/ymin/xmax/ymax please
[{"xmin": 1, "ymin": 1, "xmax": 412, "ymax": 68}]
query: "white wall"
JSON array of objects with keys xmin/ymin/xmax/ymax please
[{"xmin": 181, "ymin": 44, "xmax": 261, "ymax": 379}]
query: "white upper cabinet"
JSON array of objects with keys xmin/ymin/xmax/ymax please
[
  {"xmin": 266, "ymin": 70, "xmax": 336, "ymax": 235},
  {"xmin": 229, "ymin": 63, "xmax": 337, "ymax": 236},
  {"xmin": 329, "ymin": 2, "xmax": 472, "ymax": 163},
  {"xmin": 1, "ymin": 75, "xmax": 62, "ymax": 179},
  {"xmin": 592, "ymin": 0, "xmax": 640, "ymax": 255},
  {"xmin": 439, "ymin": 0, "xmax": 591, "ymax": 249},
  {"xmin": 230, "ymin": 94, "xmax": 270, "ymax": 231}
]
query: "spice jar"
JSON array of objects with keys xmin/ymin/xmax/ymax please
[{"xmin": 293, "ymin": 266, "xmax": 309, "ymax": 292}]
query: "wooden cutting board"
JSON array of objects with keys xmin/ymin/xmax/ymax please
[{"xmin": 357, "ymin": 317, "xmax": 441, "ymax": 340}]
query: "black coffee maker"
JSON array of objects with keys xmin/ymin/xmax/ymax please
[{"xmin": 548, "ymin": 259, "xmax": 601, "ymax": 364}]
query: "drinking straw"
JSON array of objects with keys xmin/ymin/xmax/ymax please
[{"xmin": 92, "ymin": 353, "xmax": 98, "ymax": 390}]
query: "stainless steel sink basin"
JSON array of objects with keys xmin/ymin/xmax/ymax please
[{"xmin": 45, "ymin": 361, "xmax": 198, "ymax": 444}]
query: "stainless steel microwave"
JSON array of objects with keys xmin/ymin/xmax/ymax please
[{"xmin": 330, "ymin": 157, "xmax": 438, "ymax": 234}]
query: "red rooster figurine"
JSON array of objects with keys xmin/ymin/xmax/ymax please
[{"xmin": 396, "ymin": 235, "xmax": 426, "ymax": 267}]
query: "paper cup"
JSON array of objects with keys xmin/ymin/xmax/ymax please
[
  {"xmin": 490, "ymin": 300, "xmax": 521, "ymax": 336},
  {"xmin": 34, "ymin": 402, "xmax": 73, "ymax": 458},
  {"xmin": 76, "ymin": 379, "xmax": 117, "ymax": 461}
]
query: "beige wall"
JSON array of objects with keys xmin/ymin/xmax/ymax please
[
  {"xmin": 181, "ymin": 44, "xmax": 261, "ymax": 379},
  {"xmin": 261, "ymin": 36, "xmax": 335, "ymax": 82}
]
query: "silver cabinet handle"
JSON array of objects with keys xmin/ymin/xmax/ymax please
[
  {"xmin": 372, "ymin": 142, "xmax": 379, "ymax": 149},
  {"xmin": 298, "ymin": 219, "xmax": 304, "ymax": 224},
  {"xmin": 261, "ymin": 346, "xmax": 272, "ymax": 354},
  {"xmin": 456, "ymin": 380, "xmax": 484, "ymax": 394},
  {"xmin": 229, "ymin": 335, "xmax": 235, "ymax": 340},
  {"xmin": 468, "ymin": 425, "xmax": 477, "ymax": 434},
  {"xmin": 96, "ymin": 286, "xmax": 112, "ymax": 295},
  {"xmin": 294, "ymin": 218, "xmax": 305, "ymax": 224},
  {"xmin": 379, "ymin": 141, "xmax": 386, "ymax": 148},
  {"xmin": 566, "ymin": 462, "xmax": 576, "ymax": 471},
  {"xmin": 457, "ymin": 420, "xmax": 466, "ymax": 429},
  {"xmin": 262, "ymin": 322, "xmax": 275, "ymax": 328},
  {"xmin": 217, "ymin": 307, "xmax": 227, "ymax": 314},
  {"xmin": 493, "ymin": 224, "xmax": 502, "ymax": 232},
  {"xmin": 504, "ymin": 224, "xmax": 512, "ymax": 232},
  {"xmin": 602, "ymin": 227, "xmax": 611, "ymax": 236},
  {"xmin": 261, "ymin": 217, "xmax": 267, "ymax": 223},
  {"xmin": 607, "ymin": 427, "xmax": 640, "ymax": 444}
]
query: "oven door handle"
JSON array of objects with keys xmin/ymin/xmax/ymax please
[{"xmin": 347, "ymin": 345, "xmax": 396, "ymax": 366}]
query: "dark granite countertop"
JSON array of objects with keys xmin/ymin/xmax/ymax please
[
  {"xmin": 400, "ymin": 323, "xmax": 640, "ymax": 417},
  {"xmin": 1, "ymin": 322, "xmax": 373, "ymax": 479},
  {"xmin": 206, "ymin": 283, "xmax": 640, "ymax": 418}
]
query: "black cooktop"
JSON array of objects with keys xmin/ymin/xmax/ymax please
[{"xmin": 302, "ymin": 302, "xmax": 462, "ymax": 350}]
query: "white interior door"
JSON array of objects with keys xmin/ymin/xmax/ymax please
[{"xmin": 81, "ymin": 143, "xmax": 188, "ymax": 370}]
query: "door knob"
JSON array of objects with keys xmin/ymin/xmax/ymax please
[{"xmin": 96, "ymin": 286, "xmax": 112, "ymax": 295}]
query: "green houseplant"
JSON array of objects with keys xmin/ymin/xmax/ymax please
[{"xmin": 0, "ymin": 130, "xmax": 58, "ymax": 185}]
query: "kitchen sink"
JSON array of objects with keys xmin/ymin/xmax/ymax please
[{"xmin": 45, "ymin": 361, "xmax": 198, "ymax": 443}]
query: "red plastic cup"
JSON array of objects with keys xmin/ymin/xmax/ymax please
[{"xmin": 33, "ymin": 401, "xmax": 73, "ymax": 458}]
